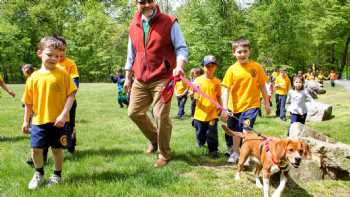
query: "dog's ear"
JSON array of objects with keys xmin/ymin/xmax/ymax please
[
  {"xmin": 272, "ymin": 139, "xmax": 289, "ymax": 164},
  {"xmin": 301, "ymin": 140, "xmax": 312, "ymax": 159},
  {"xmin": 221, "ymin": 124, "xmax": 244, "ymax": 138}
]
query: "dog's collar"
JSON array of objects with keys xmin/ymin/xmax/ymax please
[{"xmin": 261, "ymin": 138, "xmax": 289, "ymax": 170}]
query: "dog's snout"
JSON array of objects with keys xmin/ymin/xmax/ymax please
[{"xmin": 295, "ymin": 157, "xmax": 301, "ymax": 163}]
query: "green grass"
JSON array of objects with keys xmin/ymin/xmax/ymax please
[{"xmin": 1, "ymin": 82, "xmax": 350, "ymax": 197}]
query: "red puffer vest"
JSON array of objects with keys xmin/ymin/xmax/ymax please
[{"xmin": 129, "ymin": 5, "xmax": 177, "ymax": 83}]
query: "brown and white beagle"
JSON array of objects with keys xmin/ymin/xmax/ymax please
[{"xmin": 222, "ymin": 125, "xmax": 311, "ymax": 197}]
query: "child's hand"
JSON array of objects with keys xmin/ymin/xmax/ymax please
[
  {"xmin": 220, "ymin": 110, "xmax": 229, "ymax": 122},
  {"xmin": 9, "ymin": 90, "xmax": 16, "ymax": 97},
  {"xmin": 54, "ymin": 114, "xmax": 66, "ymax": 128},
  {"xmin": 264, "ymin": 101, "xmax": 271, "ymax": 115},
  {"xmin": 22, "ymin": 122, "xmax": 29, "ymax": 134}
]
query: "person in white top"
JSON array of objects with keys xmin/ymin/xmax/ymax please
[{"xmin": 287, "ymin": 75, "xmax": 313, "ymax": 127}]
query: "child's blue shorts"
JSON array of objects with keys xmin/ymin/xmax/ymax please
[
  {"xmin": 31, "ymin": 123, "xmax": 70, "ymax": 149},
  {"xmin": 227, "ymin": 108, "xmax": 259, "ymax": 132}
]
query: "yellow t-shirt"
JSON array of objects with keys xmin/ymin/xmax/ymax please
[
  {"xmin": 57, "ymin": 57, "xmax": 79, "ymax": 78},
  {"xmin": 275, "ymin": 75, "xmax": 291, "ymax": 95},
  {"xmin": 222, "ymin": 61, "xmax": 266, "ymax": 113},
  {"xmin": 175, "ymin": 80, "xmax": 188, "ymax": 96},
  {"xmin": 22, "ymin": 67, "xmax": 77, "ymax": 125},
  {"xmin": 272, "ymin": 71, "xmax": 279, "ymax": 80},
  {"xmin": 193, "ymin": 75, "xmax": 221, "ymax": 122},
  {"xmin": 304, "ymin": 73, "xmax": 315, "ymax": 80}
]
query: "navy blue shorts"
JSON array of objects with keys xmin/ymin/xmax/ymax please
[
  {"xmin": 227, "ymin": 108, "xmax": 259, "ymax": 132},
  {"xmin": 31, "ymin": 123, "xmax": 70, "ymax": 149},
  {"xmin": 290, "ymin": 113, "xmax": 307, "ymax": 124}
]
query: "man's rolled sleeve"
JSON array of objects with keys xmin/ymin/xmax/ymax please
[
  {"xmin": 124, "ymin": 36, "xmax": 136, "ymax": 70},
  {"xmin": 171, "ymin": 22, "xmax": 188, "ymax": 63}
]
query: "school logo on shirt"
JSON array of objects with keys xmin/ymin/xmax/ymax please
[
  {"xmin": 51, "ymin": 82, "xmax": 62, "ymax": 92},
  {"xmin": 60, "ymin": 134, "xmax": 68, "ymax": 147},
  {"xmin": 250, "ymin": 69, "xmax": 257, "ymax": 78}
]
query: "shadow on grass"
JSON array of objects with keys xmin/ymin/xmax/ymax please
[
  {"xmin": 65, "ymin": 147, "xmax": 144, "ymax": 161},
  {"xmin": 243, "ymin": 172, "xmax": 313, "ymax": 197},
  {"xmin": 172, "ymin": 151, "xmax": 229, "ymax": 167},
  {"xmin": 65, "ymin": 169, "xmax": 144, "ymax": 184},
  {"xmin": 65, "ymin": 168, "xmax": 180, "ymax": 188},
  {"xmin": 0, "ymin": 135, "xmax": 27, "ymax": 142}
]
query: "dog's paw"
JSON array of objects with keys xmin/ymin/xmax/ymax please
[
  {"xmin": 234, "ymin": 173, "xmax": 240, "ymax": 180},
  {"xmin": 272, "ymin": 191, "xmax": 281, "ymax": 197},
  {"xmin": 255, "ymin": 180, "xmax": 263, "ymax": 189}
]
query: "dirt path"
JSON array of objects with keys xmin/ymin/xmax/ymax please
[{"xmin": 336, "ymin": 80, "xmax": 350, "ymax": 93}]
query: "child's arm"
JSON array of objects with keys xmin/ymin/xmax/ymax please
[
  {"xmin": 286, "ymin": 91, "xmax": 292, "ymax": 104},
  {"xmin": 260, "ymin": 84, "xmax": 271, "ymax": 114},
  {"xmin": 305, "ymin": 91, "xmax": 314, "ymax": 103},
  {"xmin": 54, "ymin": 93, "xmax": 76, "ymax": 128},
  {"xmin": 22, "ymin": 104, "xmax": 32, "ymax": 134},
  {"xmin": 0, "ymin": 80, "xmax": 16, "ymax": 97},
  {"xmin": 220, "ymin": 86, "xmax": 229, "ymax": 120}
]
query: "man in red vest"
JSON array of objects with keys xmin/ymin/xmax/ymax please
[{"xmin": 124, "ymin": 0, "xmax": 188, "ymax": 167}]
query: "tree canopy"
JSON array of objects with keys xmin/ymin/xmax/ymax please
[{"xmin": 0, "ymin": 0, "xmax": 349, "ymax": 83}]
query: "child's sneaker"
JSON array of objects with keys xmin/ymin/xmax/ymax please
[
  {"xmin": 28, "ymin": 172, "xmax": 44, "ymax": 190},
  {"xmin": 47, "ymin": 174, "xmax": 61, "ymax": 187},
  {"xmin": 227, "ymin": 152, "xmax": 239, "ymax": 163},
  {"xmin": 26, "ymin": 157, "xmax": 34, "ymax": 167}
]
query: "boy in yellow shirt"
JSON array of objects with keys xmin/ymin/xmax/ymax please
[
  {"xmin": 221, "ymin": 37, "xmax": 270, "ymax": 163},
  {"xmin": 55, "ymin": 36, "xmax": 80, "ymax": 154},
  {"xmin": 0, "ymin": 74, "xmax": 16, "ymax": 97},
  {"xmin": 22, "ymin": 36, "xmax": 77, "ymax": 189},
  {"xmin": 193, "ymin": 55, "xmax": 221, "ymax": 158},
  {"xmin": 274, "ymin": 68, "xmax": 291, "ymax": 121},
  {"xmin": 175, "ymin": 78, "xmax": 188, "ymax": 119}
]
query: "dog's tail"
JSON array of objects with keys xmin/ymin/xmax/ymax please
[{"xmin": 221, "ymin": 124, "xmax": 244, "ymax": 138}]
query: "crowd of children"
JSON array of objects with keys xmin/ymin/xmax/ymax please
[{"xmin": 0, "ymin": 34, "xmax": 342, "ymax": 190}]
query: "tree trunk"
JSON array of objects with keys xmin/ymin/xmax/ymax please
[{"xmin": 339, "ymin": 34, "xmax": 350, "ymax": 79}]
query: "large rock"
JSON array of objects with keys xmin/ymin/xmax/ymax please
[
  {"xmin": 288, "ymin": 123, "xmax": 350, "ymax": 181},
  {"xmin": 305, "ymin": 80, "xmax": 326, "ymax": 94},
  {"xmin": 306, "ymin": 101, "xmax": 333, "ymax": 122}
]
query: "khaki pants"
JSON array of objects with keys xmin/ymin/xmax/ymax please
[{"xmin": 128, "ymin": 79, "xmax": 172, "ymax": 160}]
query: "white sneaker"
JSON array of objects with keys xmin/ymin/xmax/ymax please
[
  {"xmin": 227, "ymin": 152, "xmax": 239, "ymax": 163},
  {"xmin": 28, "ymin": 172, "xmax": 44, "ymax": 190},
  {"xmin": 47, "ymin": 174, "xmax": 61, "ymax": 187}
]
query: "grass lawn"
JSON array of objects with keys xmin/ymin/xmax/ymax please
[{"xmin": 1, "ymin": 81, "xmax": 350, "ymax": 197}]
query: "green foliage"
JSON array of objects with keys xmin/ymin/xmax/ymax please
[
  {"xmin": 0, "ymin": 0, "xmax": 130, "ymax": 83},
  {"xmin": 1, "ymin": 0, "xmax": 350, "ymax": 82}
]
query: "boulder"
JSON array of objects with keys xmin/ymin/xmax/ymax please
[
  {"xmin": 305, "ymin": 80, "xmax": 326, "ymax": 94},
  {"xmin": 306, "ymin": 101, "xmax": 333, "ymax": 122},
  {"xmin": 288, "ymin": 123, "xmax": 350, "ymax": 181}
]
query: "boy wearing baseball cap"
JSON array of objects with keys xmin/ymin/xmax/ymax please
[{"xmin": 192, "ymin": 55, "xmax": 222, "ymax": 158}]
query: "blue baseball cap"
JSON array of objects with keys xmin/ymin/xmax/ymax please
[{"xmin": 202, "ymin": 55, "xmax": 217, "ymax": 67}]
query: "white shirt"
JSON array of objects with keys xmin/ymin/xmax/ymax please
[{"xmin": 287, "ymin": 89, "xmax": 313, "ymax": 115}]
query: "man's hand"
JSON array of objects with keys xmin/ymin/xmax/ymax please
[
  {"xmin": 173, "ymin": 66, "xmax": 184, "ymax": 77},
  {"xmin": 124, "ymin": 77, "xmax": 132, "ymax": 93},
  {"xmin": 54, "ymin": 113, "xmax": 66, "ymax": 128},
  {"xmin": 22, "ymin": 122, "xmax": 30, "ymax": 134}
]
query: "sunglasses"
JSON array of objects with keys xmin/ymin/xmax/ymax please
[{"xmin": 137, "ymin": 0, "xmax": 154, "ymax": 5}]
